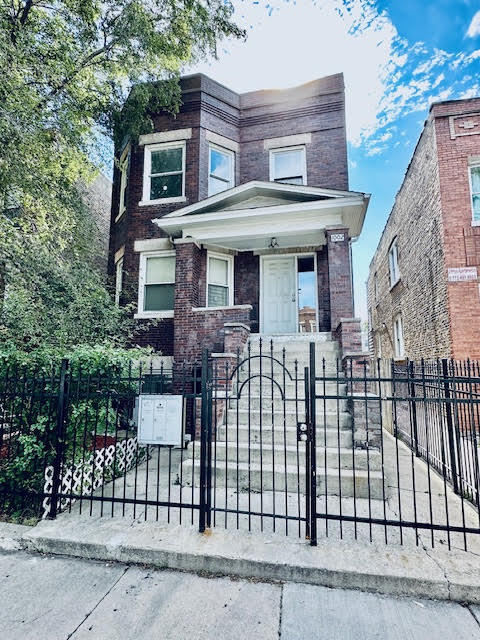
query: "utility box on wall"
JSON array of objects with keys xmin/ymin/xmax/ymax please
[{"xmin": 137, "ymin": 395, "xmax": 184, "ymax": 446}]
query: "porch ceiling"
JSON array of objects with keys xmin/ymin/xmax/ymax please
[{"xmin": 153, "ymin": 195, "xmax": 369, "ymax": 251}]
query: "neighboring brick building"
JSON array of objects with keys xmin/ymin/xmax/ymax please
[
  {"xmin": 109, "ymin": 73, "xmax": 370, "ymax": 365},
  {"xmin": 368, "ymin": 97, "xmax": 480, "ymax": 361}
]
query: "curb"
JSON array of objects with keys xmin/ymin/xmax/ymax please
[{"xmin": 15, "ymin": 517, "xmax": 480, "ymax": 604}]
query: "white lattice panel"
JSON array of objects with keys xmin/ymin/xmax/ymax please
[{"xmin": 42, "ymin": 436, "xmax": 147, "ymax": 518}]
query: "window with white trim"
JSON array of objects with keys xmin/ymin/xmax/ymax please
[
  {"xmin": 207, "ymin": 253, "xmax": 234, "ymax": 307},
  {"xmin": 393, "ymin": 314, "xmax": 405, "ymax": 359},
  {"xmin": 373, "ymin": 272, "xmax": 378, "ymax": 302},
  {"xmin": 388, "ymin": 238, "xmax": 400, "ymax": 287},
  {"xmin": 142, "ymin": 141, "xmax": 185, "ymax": 203},
  {"xmin": 269, "ymin": 146, "xmax": 307, "ymax": 185},
  {"xmin": 470, "ymin": 165, "xmax": 480, "ymax": 224},
  {"xmin": 115, "ymin": 256, "xmax": 123, "ymax": 306},
  {"xmin": 138, "ymin": 251, "xmax": 176, "ymax": 316},
  {"xmin": 376, "ymin": 333, "xmax": 382, "ymax": 359},
  {"xmin": 209, "ymin": 144, "xmax": 234, "ymax": 196}
]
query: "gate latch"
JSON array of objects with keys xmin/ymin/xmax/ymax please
[{"xmin": 297, "ymin": 422, "xmax": 309, "ymax": 443}]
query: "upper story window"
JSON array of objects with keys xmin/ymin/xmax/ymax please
[
  {"xmin": 207, "ymin": 253, "xmax": 234, "ymax": 307},
  {"xmin": 137, "ymin": 251, "xmax": 176, "ymax": 318},
  {"xmin": 373, "ymin": 272, "xmax": 378, "ymax": 302},
  {"xmin": 209, "ymin": 144, "xmax": 234, "ymax": 196},
  {"xmin": 269, "ymin": 146, "xmax": 307, "ymax": 185},
  {"xmin": 141, "ymin": 141, "xmax": 185, "ymax": 205},
  {"xmin": 393, "ymin": 313, "xmax": 405, "ymax": 359},
  {"xmin": 114, "ymin": 255, "xmax": 123, "ymax": 306},
  {"xmin": 470, "ymin": 165, "xmax": 480, "ymax": 224},
  {"xmin": 388, "ymin": 238, "xmax": 400, "ymax": 287},
  {"xmin": 116, "ymin": 146, "xmax": 130, "ymax": 221}
]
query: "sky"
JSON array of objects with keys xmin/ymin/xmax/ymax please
[{"xmin": 187, "ymin": 0, "xmax": 480, "ymax": 320}]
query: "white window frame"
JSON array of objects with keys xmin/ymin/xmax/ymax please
[
  {"xmin": 140, "ymin": 141, "xmax": 186, "ymax": 206},
  {"xmin": 393, "ymin": 314, "xmax": 405, "ymax": 359},
  {"xmin": 269, "ymin": 145, "xmax": 307, "ymax": 185},
  {"xmin": 114, "ymin": 255, "xmax": 124, "ymax": 306},
  {"xmin": 206, "ymin": 251, "xmax": 234, "ymax": 308},
  {"xmin": 208, "ymin": 143, "xmax": 235, "ymax": 196},
  {"xmin": 469, "ymin": 164, "xmax": 480, "ymax": 226},
  {"xmin": 388, "ymin": 238, "xmax": 400, "ymax": 288},
  {"xmin": 135, "ymin": 250, "xmax": 176, "ymax": 319},
  {"xmin": 115, "ymin": 145, "xmax": 130, "ymax": 222}
]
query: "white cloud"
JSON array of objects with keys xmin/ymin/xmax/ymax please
[
  {"xmin": 187, "ymin": 0, "xmax": 480, "ymax": 146},
  {"xmin": 466, "ymin": 10, "xmax": 480, "ymax": 38}
]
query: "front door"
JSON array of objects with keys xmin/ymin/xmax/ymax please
[{"xmin": 262, "ymin": 257, "xmax": 297, "ymax": 333}]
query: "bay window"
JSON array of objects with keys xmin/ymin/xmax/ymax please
[
  {"xmin": 209, "ymin": 144, "xmax": 234, "ymax": 196},
  {"xmin": 141, "ymin": 141, "xmax": 185, "ymax": 204},
  {"xmin": 137, "ymin": 251, "xmax": 176, "ymax": 317}
]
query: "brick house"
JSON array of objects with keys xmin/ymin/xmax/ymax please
[
  {"xmin": 368, "ymin": 97, "xmax": 480, "ymax": 361},
  {"xmin": 109, "ymin": 73, "xmax": 370, "ymax": 366}
]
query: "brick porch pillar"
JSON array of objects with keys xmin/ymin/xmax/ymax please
[
  {"xmin": 326, "ymin": 228, "xmax": 354, "ymax": 331},
  {"xmin": 173, "ymin": 239, "xmax": 202, "ymax": 365}
]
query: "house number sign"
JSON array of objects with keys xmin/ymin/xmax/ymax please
[
  {"xmin": 330, "ymin": 233, "xmax": 345, "ymax": 243},
  {"xmin": 137, "ymin": 394, "xmax": 183, "ymax": 446}
]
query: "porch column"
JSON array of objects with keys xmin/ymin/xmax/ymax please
[
  {"xmin": 326, "ymin": 228, "xmax": 354, "ymax": 330},
  {"xmin": 173, "ymin": 239, "xmax": 203, "ymax": 364}
]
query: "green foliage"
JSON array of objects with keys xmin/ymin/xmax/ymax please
[
  {"xmin": 0, "ymin": 342, "xmax": 155, "ymax": 521},
  {"xmin": 0, "ymin": 1, "xmax": 244, "ymax": 350}
]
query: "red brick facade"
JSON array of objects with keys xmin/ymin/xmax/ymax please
[
  {"xmin": 368, "ymin": 97, "xmax": 480, "ymax": 361},
  {"xmin": 109, "ymin": 74, "xmax": 360, "ymax": 363}
]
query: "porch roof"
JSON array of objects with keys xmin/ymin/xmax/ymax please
[{"xmin": 153, "ymin": 181, "xmax": 370, "ymax": 251}]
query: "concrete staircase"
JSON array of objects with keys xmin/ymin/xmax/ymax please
[{"xmin": 182, "ymin": 333, "xmax": 385, "ymax": 501}]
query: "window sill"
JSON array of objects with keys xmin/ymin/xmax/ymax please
[
  {"xmin": 192, "ymin": 304, "xmax": 252, "ymax": 312},
  {"xmin": 139, "ymin": 196, "xmax": 186, "ymax": 207},
  {"xmin": 472, "ymin": 220, "xmax": 480, "ymax": 227},
  {"xmin": 134, "ymin": 311, "xmax": 174, "ymax": 319}
]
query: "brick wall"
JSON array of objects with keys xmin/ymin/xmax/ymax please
[
  {"xmin": 326, "ymin": 228, "xmax": 354, "ymax": 330},
  {"xmin": 433, "ymin": 98, "xmax": 480, "ymax": 360},
  {"xmin": 368, "ymin": 114, "xmax": 450, "ymax": 360}
]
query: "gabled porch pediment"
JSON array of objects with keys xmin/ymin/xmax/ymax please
[{"xmin": 154, "ymin": 180, "xmax": 370, "ymax": 251}]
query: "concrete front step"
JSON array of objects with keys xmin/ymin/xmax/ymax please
[
  {"xmin": 216, "ymin": 425, "xmax": 353, "ymax": 448},
  {"xmin": 182, "ymin": 459, "xmax": 385, "ymax": 500},
  {"xmin": 210, "ymin": 441, "xmax": 382, "ymax": 471},
  {"xmin": 224, "ymin": 409, "xmax": 351, "ymax": 428},
  {"xmin": 227, "ymin": 395, "xmax": 347, "ymax": 412}
]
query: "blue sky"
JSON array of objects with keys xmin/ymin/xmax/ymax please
[{"xmin": 189, "ymin": 0, "xmax": 480, "ymax": 320}]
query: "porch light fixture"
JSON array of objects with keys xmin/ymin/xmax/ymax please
[{"xmin": 268, "ymin": 237, "xmax": 279, "ymax": 249}]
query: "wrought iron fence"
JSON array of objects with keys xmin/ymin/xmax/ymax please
[{"xmin": 0, "ymin": 346, "xmax": 479, "ymax": 554}]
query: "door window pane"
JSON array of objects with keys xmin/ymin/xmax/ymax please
[
  {"xmin": 144, "ymin": 284, "xmax": 175, "ymax": 311},
  {"xmin": 146, "ymin": 256, "xmax": 175, "ymax": 283}
]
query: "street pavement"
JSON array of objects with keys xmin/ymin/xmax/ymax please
[{"xmin": 1, "ymin": 550, "xmax": 480, "ymax": 640}]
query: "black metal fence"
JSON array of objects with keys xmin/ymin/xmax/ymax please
[{"xmin": 0, "ymin": 346, "xmax": 479, "ymax": 553}]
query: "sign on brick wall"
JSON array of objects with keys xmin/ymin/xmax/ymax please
[{"xmin": 447, "ymin": 266, "xmax": 478, "ymax": 282}]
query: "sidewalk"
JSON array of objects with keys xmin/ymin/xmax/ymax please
[
  {"xmin": 3, "ymin": 513, "xmax": 480, "ymax": 604},
  {"xmin": 1, "ymin": 550, "xmax": 480, "ymax": 640}
]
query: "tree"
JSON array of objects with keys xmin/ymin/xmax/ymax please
[{"xmin": 0, "ymin": 0, "xmax": 244, "ymax": 351}]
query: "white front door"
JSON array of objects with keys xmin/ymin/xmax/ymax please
[{"xmin": 262, "ymin": 257, "xmax": 297, "ymax": 333}]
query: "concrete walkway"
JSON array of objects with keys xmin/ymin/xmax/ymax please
[{"xmin": 1, "ymin": 550, "xmax": 480, "ymax": 640}]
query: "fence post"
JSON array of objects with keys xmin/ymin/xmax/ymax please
[
  {"xmin": 48, "ymin": 358, "xmax": 69, "ymax": 519},
  {"xmin": 408, "ymin": 361, "xmax": 420, "ymax": 457},
  {"xmin": 199, "ymin": 349, "xmax": 211, "ymax": 532},
  {"xmin": 309, "ymin": 342, "xmax": 317, "ymax": 546},
  {"xmin": 442, "ymin": 359, "xmax": 459, "ymax": 495},
  {"xmin": 304, "ymin": 367, "xmax": 311, "ymax": 541}
]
